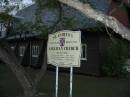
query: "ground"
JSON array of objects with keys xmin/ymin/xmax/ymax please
[{"xmin": 0, "ymin": 63, "xmax": 130, "ymax": 97}]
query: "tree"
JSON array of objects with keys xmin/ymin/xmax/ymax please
[
  {"xmin": 102, "ymin": 39, "xmax": 130, "ymax": 77},
  {"xmin": 0, "ymin": 0, "xmax": 130, "ymax": 97},
  {"xmin": 0, "ymin": 1, "xmax": 47, "ymax": 97},
  {"xmin": 57, "ymin": 0, "xmax": 130, "ymax": 41},
  {"xmin": 0, "ymin": 42, "xmax": 47, "ymax": 97}
]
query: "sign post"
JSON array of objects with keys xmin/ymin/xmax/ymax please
[
  {"xmin": 70, "ymin": 67, "xmax": 73, "ymax": 97},
  {"xmin": 47, "ymin": 30, "xmax": 81, "ymax": 97},
  {"xmin": 55, "ymin": 66, "xmax": 59, "ymax": 97}
]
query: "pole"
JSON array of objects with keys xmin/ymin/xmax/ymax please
[
  {"xmin": 70, "ymin": 67, "xmax": 73, "ymax": 97},
  {"xmin": 55, "ymin": 66, "xmax": 59, "ymax": 97}
]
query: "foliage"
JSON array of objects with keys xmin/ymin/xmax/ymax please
[
  {"xmin": 15, "ymin": 22, "xmax": 32, "ymax": 32},
  {"xmin": 32, "ymin": 0, "xmax": 75, "ymax": 35},
  {"xmin": 0, "ymin": 13, "xmax": 14, "ymax": 36},
  {"xmin": 44, "ymin": 0, "xmax": 59, "ymax": 9},
  {"xmin": 0, "ymin": 0, "xmax": 20, "ymax": 13},
  {"xmin": 16, "ymin": 0, "xmax": 100, "ymax": 36},
  {"xmin": 61, "ymin": 16, "xmax": 76, "ymax": 29},
  {"xmin": 32, "ymin": 0, "xmax": 59, "ymax": 35},
  {"xmin": 0, "ymin": 12, "xmax": 13, "ymax": 22},
  {"xmin": 101, "ymin": 39, "xmax": 130, "ymax": 78}
]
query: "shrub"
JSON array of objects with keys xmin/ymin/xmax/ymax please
[{"xmin": 101, "ymin": 39, "xmax": 130, "ymax": 78}]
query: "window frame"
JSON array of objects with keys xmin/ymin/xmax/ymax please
[
  {"xmin": 0, "ymin": 23, "xmax": 6, "ymax": 32},
  {"xmin": 19, "ymin": 46, "xmax": 25, "ymax": 57},
  {"xmin": 81, "ymin": 43, "xmax": 87, "ymax": 61},
  {"xmin": 0, "ymin": 23, "xmax": 6, "ymax": 37},
  {"xmin": 31, "ymin": 45, "xmax": 40, "ymax": 58},
  {"xmin": 125, "ymin": 59, "xmax": 130, "ymax": 72},
  {"xmin": 10, "ymin": 46, "xmax": 15, "ymax": 51}
]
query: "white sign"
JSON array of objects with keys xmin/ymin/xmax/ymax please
[{"xmin": 47, "ymin": 30, "xmax": 81, "ymax": 67}]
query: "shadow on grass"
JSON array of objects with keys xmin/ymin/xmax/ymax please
[
  {"xmin": 0, "ymin": 64, "xmax": 130, "ymax": 97},
  {"xmin": 0, "ymin": 63, "xmax": 23, "ymax": 97},
  {"xmin": 38, "ymin": 71, "xmax": 130, "ymax": 97}
]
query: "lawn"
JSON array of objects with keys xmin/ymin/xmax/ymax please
[{"xmin": 0, "ymin": 63, "xmax": 130, "ymax": 97}]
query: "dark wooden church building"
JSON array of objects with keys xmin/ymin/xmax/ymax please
[
  {"xmin": 7, "ymin": 28, "xmax": 130, "ymax": 76},
  {"xmin": 2, "ymin": 0, "xmax": 130, "ymax": 76}
]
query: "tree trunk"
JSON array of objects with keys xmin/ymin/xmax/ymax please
[
  {"xmin": 0, "ymin": 42, "xmax": 36, "ymax": 97},
  {"xmin": 24, "ymin": 87, "xmax": 36, "ymax": 97},
  {"xmin": 34, "ymin": 44, "xmax": 47, "ymax": 86}
]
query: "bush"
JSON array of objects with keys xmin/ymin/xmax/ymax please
[{"xmin": 102, "ymin": 39, "xmax": 130, "ymax": 78}]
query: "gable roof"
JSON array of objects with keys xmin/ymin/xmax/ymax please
[
  {"xmin": 15, "ymin": 0, "xmax": 109, "ymax": 30},
  {"xmin": 13, "ymin": 0, "xmax": 130, "ymax": 42}
]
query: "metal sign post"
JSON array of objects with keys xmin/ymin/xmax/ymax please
[
  {"xmin": 70, "ymin": 67, "xmax": 73, "ymax": 97},
  {"xmin": 55, "ymin": 66, "xmax": 59, "ymax": 97},
  {"xmin": 47, "ymin": 30, "xmax": 81, "ymax": 97}
]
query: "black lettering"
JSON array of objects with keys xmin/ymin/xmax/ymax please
[
  {"xmin": 76, "ymin": 47, "xmax": 78, "ymax": 50},
  {"xmin": 71, "ymin": 47, "xmax": 74, "ymax": 50},
  {"xmin": 62, "ymin": 33, "xmax": 65, "ymax": 36},
  {"xmin": 61, "ymin": 47, "xmax": 63, "ymax": 50},
  {"xmin": 66, "ymin": 47, "xmax": 68, "ymax": 50}
]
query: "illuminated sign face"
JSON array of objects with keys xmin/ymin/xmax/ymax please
[{"xmin": 47, "ymin": 30, "xmax": 81, "ymax": 67}]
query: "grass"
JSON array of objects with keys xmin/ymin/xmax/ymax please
[
  {"xmin": 0, "ymin": 63, "xmax": 23, "ymax": 97},
  {"xmin": 38, "ymin": 71, "xmax": 130, "ymax": 97},
  {"xmin": 0, "ymin": 63, "xmax": 130, "ymax": 97}
]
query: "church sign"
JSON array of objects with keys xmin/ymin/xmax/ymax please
[{"xmin": 47, "ymin": 30, "xmax": 81, "ymax": 67}]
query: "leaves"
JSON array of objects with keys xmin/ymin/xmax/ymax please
[
  {"xmin": 102, "ymin": 39, "xmax": 130, "ymax": 78},
  {"xmin": 44, "ymin": 0, "xmax": 59, "ymax": 9},
  {"xmin": 61, "ymin": 16, "xmax": 76, "ymax": 29},
  {"xmin": 0, "ymin": 12, "xmax": 13, "ymax": 22}
]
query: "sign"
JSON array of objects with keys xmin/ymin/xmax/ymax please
[{"xmin": 47, "ymin": 30, "xmax": 81, "ymax": 67}]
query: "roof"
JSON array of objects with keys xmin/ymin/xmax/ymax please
[
  {"xmin": 15, "ymin": 0, "xmax": 109, "ymax": 30},
  {"xmin": 12, "ymin": 15, "xmax": 24, "ymax": 19},
  {"xmin": 7, "ymin": 32, "xmax": 40, "ymax": 40}
]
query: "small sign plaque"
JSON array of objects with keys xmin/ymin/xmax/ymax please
[{"xmin": 47, "ymin": 30, "xmax": 81, "ymax": 67}]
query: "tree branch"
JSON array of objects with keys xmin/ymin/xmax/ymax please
[
  {"xmin": 58, "ymin": 0, "xmax": 130, "ymax": 41},
  {"xmin": 34, "ymin": 43, "xmax": 47, "ymax": 86},
  {"xmin": 0, "ymin": 41, "xmax": 36, "ymax": 97},
  {"xmin": 50, "ymin": 2, "xmax": 63, "ymax": 33}
]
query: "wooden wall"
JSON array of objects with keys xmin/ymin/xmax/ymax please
[{"xmin": 8, "ymin": 31, "xmax": 127, "ymax": 76}]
